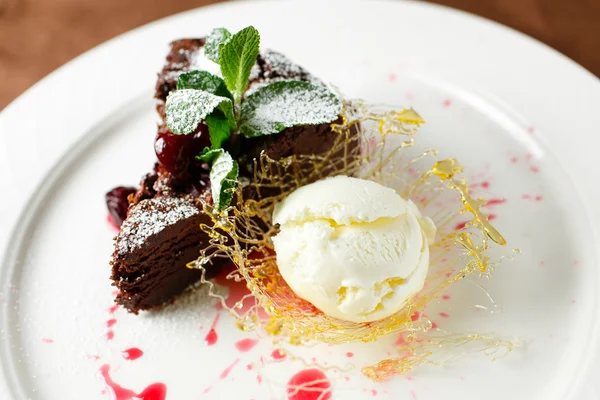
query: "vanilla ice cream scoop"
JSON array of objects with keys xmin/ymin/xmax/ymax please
[{"xmin": 272, "ymin": 175, "xmax": 436, "ymax": 323}]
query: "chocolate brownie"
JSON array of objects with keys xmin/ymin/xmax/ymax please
[{"xmin": 109, "ymin": 38, "xmax": 356, "ymax": 313}]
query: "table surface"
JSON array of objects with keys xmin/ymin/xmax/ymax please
[{"xmin": 0, "ymin": 0, "xmax": 599, "ymax": 110}]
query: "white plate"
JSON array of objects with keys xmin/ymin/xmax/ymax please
[{"xmin": 1, "ymin": 0, "xmax": 599, "ymax": 399}]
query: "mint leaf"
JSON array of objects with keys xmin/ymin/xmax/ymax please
[
  {"xmin": 239, "ymin": 81, "xmax": 342, "ymax": 138},
  {"xmin": 219, "ymin": 26, "xmax": 260, "ymax": 103},
  {"xmin": 165, "ymin": 89, "xmax": 236, "ymax": 135},
  {"xmin": 197, "ymin": 149, "xmax": 239, "ymax": 211},
  {"xmin": 206, "ymin": 114, "xmax": 230, "ymax": 149},
  {"xmin": 176, "ymin": 71, "xmax": 233, "ymax": 100},
  {"xmin": 204, "ymin": 28, "xmax": 232, "ymax": 63}
]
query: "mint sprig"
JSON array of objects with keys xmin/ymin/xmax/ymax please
[
  {"xmin": 197, "ymin": 149, "xmax": 239, "ymax": 211},
  {"xmin": 164, "ymin": 26, "xmax": 345, "ymax": 211},
  {"xmin": 219, "ymin": 26, "xmax": 260, "ymax": 104},
  {"xmin": 177, "ymin": 71, "xmax": 233, "ymax": 100},
  {"xmin": 165, "ymin": 89, "xmax": 236, "ymax": 135},
  {"xmin": 204, "ymin": 28, "xmax": 232, "ymax": 63},
  {"xmin": 239, "ymin": 81, "xmax": 342, "ymax": 138},
  {"xmin": 205, "ymin": 114, "xmax": 230, "ymax": 149}
]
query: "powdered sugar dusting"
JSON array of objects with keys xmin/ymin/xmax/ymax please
[
  {"xmin": 240, "ymin": 81, "xmax": 341, "ymax": 137},
  {"xmin": 246, "ymin": 49, "xmax": 324, "ymax": 97},
  {"xmin": 165, "ymin": 89, "xmax": 231, "ymax": 135},
  {"xmin": 263, "ymin": 50, "xmax": 306, "ymax": 78},
  {"xmin": 190, "ymin": 47, "xmax": 222, "ymax": 77},
  {"xmin": 248, "ymin": 63, "xmax": 261, "ymax": 82},
  {"xmin": 116, "ymin": 197, "xmax": 199, "ymax": 256}
]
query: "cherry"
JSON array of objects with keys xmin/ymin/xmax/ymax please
[
  {"xmin": 106, "ymin": 186, "xmax": 136, "ymax": 227},
  {"xmin": 154, "ymin": 124, "xmax": 211, "ymax": 177}
]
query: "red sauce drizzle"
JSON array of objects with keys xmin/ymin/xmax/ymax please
[
  {"xmin": 271, "ymin": 349, "xmax": 287, "ymax": 360},
  {"xmin": 287, "ymin": 369, "xmax": 332, "ymax": 400},
  {"xmin": 106, "ymin": 330, "xmax": 115, "ymax": 341},
  {"xmin": 235, "ymin": 338, "xmax": 259, "ymax": 352},
  {"xmin": 106, "ymin": 319, "xmax": 117, "ymax": 328},
  {"xmin": 220, "ymin": 358, "xmax": 240, "ymax": 379},
  {"xmin": 213, "ymin": 262, "xmax": 268, "ymax": 318},
  {"xmin": 204, "ymin": 312, "xmax": 220, "ymax": 346},
  {"xmin": 122, "ymin": 348, "xmax": 144, "ymax": 361},
  {"xmin": 483, "ymin": 198, "xmax": 506, "ymax": 207},
  {"xmin": 454, "ymin": 221, "xmax": 468, "ymax": 231},
  {"xmin": 99, "ymin": 364, "xmax": 166, "ymax": 400}
]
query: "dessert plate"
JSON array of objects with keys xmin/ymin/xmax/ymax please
[{"xmin": 1, "ymin": 0, "xmax": 599, "ymax": 399}]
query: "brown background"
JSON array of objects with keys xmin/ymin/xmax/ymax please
[{"xmin": 1, "ymin": 0, "xmax": 599, "ymax": 110}]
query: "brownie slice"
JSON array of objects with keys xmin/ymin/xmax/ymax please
[
  {"xmin": 155, "ymin": 38, "xmax": 206, "ymax": 103},
  {"xmin": 111, "ymin": 196, "xmax": 224, "ymax": 312},
  {"xmin": 110, "ymin": 38, "xmax": 356, "ymax": 313}
]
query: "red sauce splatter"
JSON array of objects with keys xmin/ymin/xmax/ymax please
[
  {"xmin": 107, "ymin": 214, "xmax": 121, "ymax": 232},
  {"xmin": 531, "ymin": 166, "xmax": 540, "ymax": 173},
  {"xmin": 472, "ymin": 181, "xmax": 490, "ymax": 190},
  {"xmin": 106, "ymin": 319, "xmax": 117, "ymax": 328},
  {"xmin": 106, "ymin": 330, "xmax": 115, "ymax": 341},
  {"xmin": 535, "ymin": 195, "xmax": 543, "ymax": 201},
  {"xmin": 410, "ymin": 389, "xmax": 417, "ymax": 399},
  {"xmin": 246, "ymin": 363, "xmax": 253, "ymax": 371},
  {"xmin": 287, "ymin": 369, "xmax": 332, "ymax": 400},
  {"xmin": 431, "ymin": 321, "xmax": 439, "ymax": 329},
  {"xmin": 527, "ymin": 126, "xmax": 535, "ymax": 134},
  {"xmin": 483, "ymin": 198, "xmax": 506, "ymax": 207},
  {"xmin": 235, "ymin": 338, "xmax": 259, "ymax": 352},
  {"xmin": 522, "ymin": 194, "xmax": 531, "ymax": 199},
  {"xmin": 454, "ymin": 221, "xmax": 468, "ymax": 231},
  {"xmin": 510, "ymin": 156, "xmax": 519, "ymax": 163},
  {"xmin": 99, "ymin": 364, "xmax": 166, "ymax": 400},
  {"xmin": 439, "ymin": 312, "xmax": 449, "ymax": 318},
  {"xmin": 214, "ymin": 264, "xmax": 268, "ymax": 318},
  {"xmin": 220, "ymin": 358, "xmax": 240, "ymax": 379},
  {"xmin": 410, "ymin": 312, "xmax": 421, "ymax": 321},
  {"xmin": 107, "ymin": 304, "xmax": 120, "ymax": 314},
  {"xmin": 442, "ymin": 295, "xmax": 451, "ymax": 300},
  {"xmin": 257, "ymin": 374, "xmax": 263, "ymax": 384},
  {"xmin": 371, "ymin": 389, "xmax": 378, "ymax": 396},
  {"xmin": 394, "ymin": 334, "xmax": 407, "ymax": 347},
  {"xmin": 42, "ymin": 338, "xmax": 53, "ymax": 343},
  {"xmin": 204, "ymin": 312, "xmax": 220, "ymax": 346},
  {"xmin": 122, "ymin": 348, "xmax": 144, "ymax": 361},
  {"xmin": 388, "ymin": 73, "xmax": 397, "ymax": 82},
  {"xmin": 271, "ymin": 349, "xmax": 287, "ymax": 360},
  {"xmin": 345, "ymin": 352, "xmax": 354, "ymax": 358},
  {"xmin": 487, "ymin": 214, "xmax": 497, "ymax": 221},
  {"xmin": 442, "ymin": 98, "xmax": 452, "ymax": 107},
  {"xmin": 88, "ymin": 355, "xmax": 101, "ymax": 360}
]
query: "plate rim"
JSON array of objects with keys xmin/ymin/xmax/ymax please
[{"xmin": 1, "ymin": 0, "xmax": 599, "ymax": 398}]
